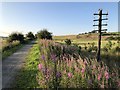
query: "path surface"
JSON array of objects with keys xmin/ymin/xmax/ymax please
[{"xmin": 2, "ymin": 41, "xmax": 35, "ymax": 88}]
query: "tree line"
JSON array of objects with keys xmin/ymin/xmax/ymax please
[{"xmin": 8, "ymin": 29, "xmax": 52, "ymax": 43}]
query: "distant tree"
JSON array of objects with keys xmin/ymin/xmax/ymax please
[
  {"xmin": 8, "ymin": 33, "xmax": 18, "ymax": 42},
  {"xmin": 91, "ymin": 30, "xmax": 96, "ymax": 33},
  {"xmin": 35, "ymin": 34, "xmax": 38, "ymax": 39},
  {"xmin": 37, "ymin": 29, "xmax": 52, "ymax": 40},
  {"xmin": 65, "ymin": 39, "xmax": 71, "ymax": 45},
  {"xmin": 8, "ymin": 32, "xmax": 24, "ymax": 43},
  {"xmin": 26, "ymin": 32, "xmax": 35, "ymax": 40},
  {"xmin": 17, "ymin": 33, "xmax": 24, "ymax": 43}
]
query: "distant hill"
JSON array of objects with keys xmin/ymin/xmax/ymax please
[{"xmin": 53, "ymin": 32, "xmax": 120, "ymax": 41}]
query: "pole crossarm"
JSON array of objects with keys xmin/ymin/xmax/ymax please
[
  {"xmin": 93, "ymin": 29, "xmax": 107, "ymax": 32},
  {"xmin": 101, "ymin": 13, "xmax": 108, "ymax": 15},
  {"xmin": 93, "ymin": 24, "xmax": 107, "ymax": 26},
  {"xmin": 93, "ymin": 18, "xmax": 108, "ymax": 21},
  {"xmin": 94, "ymin": 13, "xmax": 108, "ymax": 15}
]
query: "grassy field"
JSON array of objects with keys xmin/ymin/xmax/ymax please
[{"xmin": 53, "ymin": 33, "xmax": 119, "ymax": 48}]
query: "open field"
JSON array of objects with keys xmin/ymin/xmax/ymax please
[{"xmin": 53, "ymin": 33, "xmax": 119, "ymax": 48}]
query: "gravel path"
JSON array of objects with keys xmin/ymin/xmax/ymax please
[{"xmin": 2, "ymin": 41, "xmax": 35, "ymax": 88}]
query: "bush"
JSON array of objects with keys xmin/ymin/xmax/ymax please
[
  {"xmin": 102, "ymin": 46, "xmax": 108, "ymax": 52},
  {"xmin": 106, "ymin": 36, "xmax": 120, "ymax": 41},
  {"xmin": 26, "ymin": 32, "xmax": 35, "ymax": 40},
  {"xmin": 87, "ymin": 46, "xmax": 92, "ymax": 52},
  {"xmin": 106, "ymin": 40, "xmax": 112, "ymax": 50},
  {"xmin": 8, "ymin": 32, "xmax": 24, "ymax": 43},
  {"xmin": 64, "ymin": 39, "xmax": 71, "ymax": 45},
  {"xmin": 115, "ymin": 46, "xmax": 120, "ymax": 52},
  {"xmin": 37, "ymin": 29, "xmax": 52, "ymax": 40}
]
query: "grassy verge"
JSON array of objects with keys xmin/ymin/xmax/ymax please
[
  {"xmin": 2, "ymin": 40, "xmax": 32, "ymax": 60},
  {"xmin": 11, "ymin": 44, "xmax": 40, "ymax": 88},
  {"xmin": 2, "ymin": 44, "xmax": 23, "ymax": 60}
]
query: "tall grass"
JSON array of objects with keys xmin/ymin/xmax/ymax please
[
  {"xmin": 2, "ymin": 40, "xmax": 23, "ymax": 59},
  {"xmin": 37, "ymin": 40, "xmax": 120, "ymax": 88}
]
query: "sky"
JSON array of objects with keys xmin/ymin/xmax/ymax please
[{"xmin": 0, "ymin": 2, "xmax": 118, "ymax": 36}]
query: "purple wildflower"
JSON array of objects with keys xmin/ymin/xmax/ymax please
[
  {"xmin": 51, "ymin": 54, "xmax": 57, "ymax": 62},
  {"xmin": 41, "ymin": 54, "xmax": 45, "ymax": 60},
  {"xmin": 42, "ymin": 68, "xmax": 48, "ymax": 75},
  {"xmin": 88, "ymin": 79, "xmax": 92, "ymax": 85},
  {"xmin": 56, "ymin": 72, "xmax": 62, "ymax": 78}
]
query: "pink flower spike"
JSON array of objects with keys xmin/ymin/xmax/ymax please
[
  {"xmin": 38, "ymin": 64, "xmax": 43, "ymax": 70},
  {"xmin": 105, "ymin": 75, "xmax": 109, "ymax": 79},
  {"xmin": 81, "ymin": 68, "xmax": 85, "ymax": 73},
  {"xmin": 98, "ymin": 74, "xmax": 101, "ymax": 81},
  {"xmin": 84, "ymin": 60, "xmax": 87, "ymax": 65},
  {"xmin": 104, "ymin": 71, "xmax": 109, "ymax": 79},
  {"xmin": 68, "ymin": 72, "xmax": 73, "ymax": 78}
]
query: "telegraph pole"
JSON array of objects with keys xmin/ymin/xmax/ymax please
[{"xmin": 93, "ymin": 9, "xmax": 108, "ymax": 61}]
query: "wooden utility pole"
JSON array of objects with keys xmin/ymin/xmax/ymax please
[{"xmin": 93, "ymin": 9, "xmax": 108, "ymax": 61}]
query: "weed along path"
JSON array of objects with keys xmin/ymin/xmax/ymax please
[{"xmin": 2, "ymin": 41, "xmax": 35, "ymax": 88}]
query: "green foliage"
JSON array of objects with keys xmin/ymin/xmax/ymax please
[
  {"xmin": 102, "ymin": 46, "xmax": 108, "ymax": 52},
  {"xmin": 65, "ymin": 39, "xmax": 71, "ymax": 45},
  {"xmin": 102, "ymin": 32, "xmax": 120, "ymax": 36},
  {"xmin": 8, "ymin": 32, "xmax": 24, "ymax": 43},
  {"xmin": 36, "ymin": 40, "xmax": 120, "ymax": 88},
  {"xmin": 106, "ymin": 40, "xmax": 112, "ymax": 50},
  {"xmin": 2, "ymin": 42, "xmax": 23, "ymax": 60},
  {"xmin": 106, "ymin": 36, "xmax": 120, "ymax": 41},
  {"xmin": 37, "ymin": 29, "xmax": 52, "ymax": 40},
  {"xmin": 26, "ymin": 32, "xmax": 35, "ymax": 40},
  {"xmin": 115, "ymin": 46, "xmax": 120, "ymax": 52},
  {"xmin": 11, "ymin": 40, "xmax": 120, "ymax": 88},
  {"xmin": 11, "ymin": 44, "xmax": 40, "ymax": 88}
]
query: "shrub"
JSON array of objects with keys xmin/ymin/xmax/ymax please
[
  {"xmin": 78, "ymin": 46, "xmax": 82, "ymax": 52},
  {"xmin": 84, "ymin": 44, "xmax": 87, "ymax": 50},
  {"xmin": 102, "ymin": 46, "xmax": 108, "ymax": 52},
  {"xmin": 115, "ymin": 46, "xmax": 120, "ymax": 52},
  {"xmin": 37, "ymin": 29, "xmax": 52, "ymax": 40},
  {"xmin": 17, "ymin": 33, "xmax": 24, "ymax": 43},
  {"xmin": 87, "ymin": 46, "xmax": 92, "ymax": 52},
  {"xmin": 26, "ymin": 32, "xmax": 35, "ymax": 40},
  {"xmin": 64, "ymin": 39, "xmax": 71, "ymax": 45},
  {"xmin": 106, "ymin": 40, "xmax": 112, "ymax": 50},
  {"xmin": 8, "ymin": 32, "xmax": 24, "ymax": 43}
]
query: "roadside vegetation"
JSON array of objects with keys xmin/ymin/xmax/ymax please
[
  {"xmin": 1, "ymin": 31, "xmax": 35, "ymax": 60},
  {"xmin": 12, "ymin": 44, "xmax": 40, "ymax": 88},
  {"xmin": 11, "ymin": 30, "xmax": 120, "ymax": 88}
]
